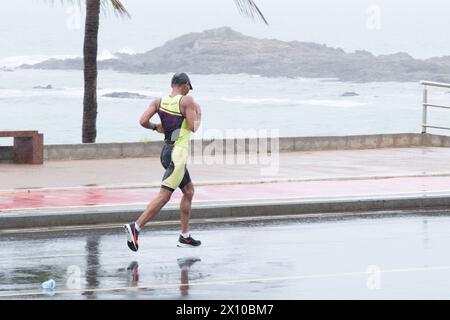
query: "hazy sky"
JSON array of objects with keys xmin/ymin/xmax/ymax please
[{"xmin": 1, "ymin": 0, "xmax": 450, "ymax": 62}]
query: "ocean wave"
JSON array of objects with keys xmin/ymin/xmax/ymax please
[
  {"xmin": 0, "ymin": 87, "xmax": 85, "ymax": 98},
  {"xmin": 0, "ymin": 89, "xmax": 24, "ymax": 98},
  {"xmin": 0, "ymin": 86, "xmax": 164, "ymax": 99},
  {"xmin": 299, "ymin": 99, "xmax": 366, "ymax": 107},
  {"xmin": 218, "ymin": 97, "xmax": 365, "ymax": 107},
  {"xmin": 98, "ymin": 50, "xmax": 118, "ymax": 61},
  {"xmin": 99, "ymin": 88, "xmax": 163, "ymax": 97},
  {"xmin": 220, "ymin": 97, "xmax": 296, "ymax": 105},
  {"xmin": 117, "ymin": 47, "xmax": 139, "ymax": 55}
]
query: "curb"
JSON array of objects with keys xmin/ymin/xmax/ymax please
[{"xmin": 1, "ymin": 195, "xmax": 450, "ymax": 230}]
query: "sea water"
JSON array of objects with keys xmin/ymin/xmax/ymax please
[{"xmin": 1, "ymin": 68, "xmax": 449, "ymax": 144}]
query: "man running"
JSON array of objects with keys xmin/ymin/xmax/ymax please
[{"xmin": 123, "ymin": 73, "xmax": 202, "ymax": 251}]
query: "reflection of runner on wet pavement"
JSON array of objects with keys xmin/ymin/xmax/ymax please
[
  {"xmin": 178, "ymin": 257, "xmax": 201, "ymax": 297},
  {"xmin": 123, "ymin": 73, "xmax": 202, "ymax": 252},
  {"xmin": 125, "ymin": 257, "xmax": 201, "ymax": 297},
  {"xmin": 127, "ymin": 261, "xmax": 139, "ymax": 287}
]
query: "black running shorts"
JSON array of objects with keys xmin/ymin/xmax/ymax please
[{"xmin": 160, "ymin": 143, "xmax": 191, "ymax": 191}]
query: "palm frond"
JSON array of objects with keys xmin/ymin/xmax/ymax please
[
  {"xmin": 102, "ymin": 0, "xmax": 130, "ymax": 18},
  {"xmin": 233, "ymin": 0, "xmax": 268, "ymax": 25},
  {"xmin": 45, "ymin": 0, "xmax": 80, "ymax": 8},
  {"xmin": 45, "ymin": 0, "xmax": 130, "ymax": 18}
]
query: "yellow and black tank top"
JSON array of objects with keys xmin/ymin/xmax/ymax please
[{"xmin": 158, "ymin": 95, "xmax": 191, "ymax": 147}]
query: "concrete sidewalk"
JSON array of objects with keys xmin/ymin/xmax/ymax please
[
  {"xmin": 1, "ymin": 147, "xmax": 450, "ymax": 230},
  {"xmin": 2, "ymin": 147, "xmax": 450, "ymax": 190}
]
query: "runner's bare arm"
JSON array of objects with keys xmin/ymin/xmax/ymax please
[
  {"xmin": 194, "ymin": 101, "xmax": 202, "ymax": 124},
  {"xmin": 139, "ymin": 99, "xmax": 164, "ymax": 133},
  {"xmin": 181, "ymin": 96, "xmax": 201, "ymax": 132}
]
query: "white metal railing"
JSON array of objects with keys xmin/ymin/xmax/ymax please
[{"xmin": 420, "ymin": 80, "xmax": 450, "ymax": 133}]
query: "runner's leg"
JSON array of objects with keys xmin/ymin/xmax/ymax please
[
  {"xmin": 136, "ymin": 187, "xmax": 172, "ymax": 227},
  {"xmin": 180, "ymin": 181, "xmax": 194, "ymax": 234}
]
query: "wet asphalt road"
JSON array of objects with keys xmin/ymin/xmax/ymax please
[{"xmin": 1, "ymin": 212, "xmax": 450, "ymax": 300}]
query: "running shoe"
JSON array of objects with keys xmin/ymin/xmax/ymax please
[
  {"xmin": 123, "ymin": 223, "xmax": 139, "ymax": 252},
  {"xmin": 177, "ymin": 234, "xmax": 201, "ymax": 248}
]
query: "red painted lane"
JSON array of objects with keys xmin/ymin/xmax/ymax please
[{"xmin": 1, "ymin": 176, "xmax": 450, "ymax": 211}]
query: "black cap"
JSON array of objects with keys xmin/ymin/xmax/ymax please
[{"xmin": 171, "ymin": 72, "xmax": 193, "ymax": 90}]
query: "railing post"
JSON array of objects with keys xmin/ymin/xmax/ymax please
[{"xmin": 422, "ymin": 85, "xmax": 428, "ymax": 134}]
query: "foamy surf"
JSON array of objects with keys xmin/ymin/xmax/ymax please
[
  {"xmin": 97, "ymin": 50, "xmax": 118, "ymax": 61},
  {"xmin": 218, "ymin": 97, "xmax": 366, "ymax": 108},
  {"xmin": 299, "ymin": 99, "xmax": 366, "ymax": 108},
  {"xmin": 0, "ymin": 86, "xmax": 84, "ymax": 99},
  {"xmin": 99, "ymin": 88, "xmax": 163, "ymax": 97},
  {"xmin": 220, "ymin": 97, "xmax": 297, "ymax": 105}
]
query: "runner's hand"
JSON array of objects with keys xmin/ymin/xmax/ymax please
[{"xmin": 155, "ymin": 123, "xmax": 164, "ymax": 134}]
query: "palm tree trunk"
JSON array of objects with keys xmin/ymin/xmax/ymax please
[{"xmin": 82, "ymin": 0, "xmax": 100, "ymax": 143}]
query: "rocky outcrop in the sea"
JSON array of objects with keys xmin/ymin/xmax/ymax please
[
  {"xmin": 341, "ymin": 92, "xmax": 359, "ymax": 97},
  {"xmin": 33, "ymin": 84, "xmax": 53, "ymax": 89},
  {"xmin": 1, "ymin": 67, "xmax": 14, "ymax": 72},
  {"xmin": 20, "ymin": 27, "xmax": 450, "ymax": 83},
  {"xmin": 102, "ymin": 92, "xmax": 154, "ymax": 99}
]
